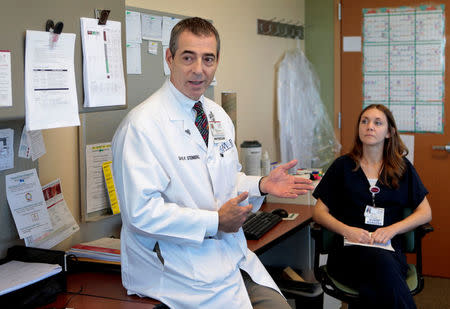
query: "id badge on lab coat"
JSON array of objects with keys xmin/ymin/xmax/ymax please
[
  {"xmin": 210, "ymin": 121, "xmax": 225, "ymax": 143},
  {"xmin": 364, "ymin": 205, "xmax": 384, "ymax": 226}
]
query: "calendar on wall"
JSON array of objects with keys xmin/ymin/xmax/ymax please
[{"xmin": 363, "ymin": 5, "xmax": 445, "ymax": 133}]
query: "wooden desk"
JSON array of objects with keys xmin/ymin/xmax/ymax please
[
  {"xmin": 38, "ymin": 202, "xmax": 313, "ymax": 308},
  {"xmin": 248, "ymin": 202, "xmax": 314, "ymax": 255},
  {"xmin": 37, "ymin": 272, "xmax": 161, "ymax": 309}
]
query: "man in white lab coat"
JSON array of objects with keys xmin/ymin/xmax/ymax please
[{"xmin": 112, "ymin": 17, "xmax": 313, "ymax": 308}]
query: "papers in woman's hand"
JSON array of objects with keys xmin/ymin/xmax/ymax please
[{"xmin": 344, "ymin": 238, "xmax": 395, "ymax": 252}]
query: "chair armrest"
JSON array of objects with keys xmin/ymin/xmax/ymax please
[
  {"xmin": 311, "ymin": 221, "xmax": 336, "ymax": 255},
  {"xmin": 416, "ymin": 223, "xmax": 433, "ymax": 239},
  {"xmin": 414, "ymin": 223, "xmax": 433, "ymax": 275},
  {"xmin": 310, "ymin": 222, "xmax": 325, "ymax": 284},
  {"xmin": 310, "ymin": 222, "xmax": 323, "ymax": 241},
  {"xmin": 309, "ymin": 222, "xmax": 324, "ymax": 254}
]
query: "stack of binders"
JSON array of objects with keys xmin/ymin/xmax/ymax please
[{"xmin": 66, "ymin": 237, "xmax": 120, "ymax": 264}]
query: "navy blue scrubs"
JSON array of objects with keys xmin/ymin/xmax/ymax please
[{"xmin": 313, "ymin": 155, "xmax": 428, "ymax": 309}]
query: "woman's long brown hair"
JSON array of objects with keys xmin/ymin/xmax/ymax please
[{"xmin": 348, "ymin": 104, "xmax": 408, "ymax": 189}]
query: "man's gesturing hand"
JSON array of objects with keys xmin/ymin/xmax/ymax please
[
  {"xmin": 218, "ymin": 192, "xmax": 253, "ymax": 233},
  {"xmin": 259, "ymin": 159, "xmax": 314, "ymax": 198}
]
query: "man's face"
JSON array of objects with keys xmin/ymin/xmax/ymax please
[{"xmin": 166, "ymin": 31, "xmax": 219, "ymax": 101}]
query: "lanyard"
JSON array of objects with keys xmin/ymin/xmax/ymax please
[{"xmin": 369, "ymin": 185, "xmax": 380, "ymax": 207}]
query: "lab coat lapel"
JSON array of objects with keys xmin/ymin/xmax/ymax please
[
  {"xmin": 171, "ymin": 117, "xmax": 208, "ymax": 152},
  {"xmin": 163, "ymin": 88, "xmax": 208, "ymax": 152}
]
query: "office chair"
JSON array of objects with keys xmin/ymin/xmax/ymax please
[{"xmin": 311, "ymin": 208, "xmax": 433, "ymax": 307}]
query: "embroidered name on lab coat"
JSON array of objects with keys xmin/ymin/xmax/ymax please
[
  {"xmin": 219, "ymin": 139, "xmax": 234, "ymax": 155},
  {"xmin": 178, "ymin": 155, "xmax": 200, "ymax": 160}
]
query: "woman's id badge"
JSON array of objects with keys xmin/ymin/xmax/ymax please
[{"xmin": 364, "ymin": 205, "xmax": 384, "ymax": 226}]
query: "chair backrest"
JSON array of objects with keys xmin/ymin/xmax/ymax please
[
  {"xmin": 403, "ymin": 208, "xmax": 415, "ymax": 253},
  {"xmin": 320, "ymin": 228, "xmax": 335, "ymax": 254}
]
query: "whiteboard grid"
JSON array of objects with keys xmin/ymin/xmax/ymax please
[{"xmin": 363, "ymin": 5, "xmax": 445, "ymax": 133}]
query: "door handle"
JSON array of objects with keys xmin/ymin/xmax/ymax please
[{"xmin": 432, "ymin": 143, "xmax": 450, "ymax": 153}]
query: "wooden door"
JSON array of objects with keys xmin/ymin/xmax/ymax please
[{"xmin": 340, "ymin": 0, "xmax": 450, "ymax": 277}]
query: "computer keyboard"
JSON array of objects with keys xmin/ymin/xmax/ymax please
[{"xmin": 242, "ymin": 211, "xmax": 282, "ymax": 240}]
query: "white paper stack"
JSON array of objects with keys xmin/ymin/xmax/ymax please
[{"xmin": 0, "ymin": 261, "xmax": 62, "ymax": 296}]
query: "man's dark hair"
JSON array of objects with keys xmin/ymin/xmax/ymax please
[{"xmin": 169, "ymin": 17, "xmax": 220, "ymax": 58}]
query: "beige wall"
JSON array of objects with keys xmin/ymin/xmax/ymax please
[{"xmin": 39, "ymin": 0, "xmax": 305, "ymax": 250}]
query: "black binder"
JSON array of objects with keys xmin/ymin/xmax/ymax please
[{"xmin": 0, "ymin": 246, "xmax": 66, "ymax": 309}]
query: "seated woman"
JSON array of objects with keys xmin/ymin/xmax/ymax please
[{"xmin": 312, "ymin": 104, "xmax": 432, "ymax": 309}]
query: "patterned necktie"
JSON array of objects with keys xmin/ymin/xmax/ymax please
[{"xmin": 193, "ymin": 101, "xmax": 209, "ymax": 147}]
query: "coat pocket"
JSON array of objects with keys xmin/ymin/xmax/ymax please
[{"xmin": 186, "ymin": 238, "xmax": 236, "ymax": 286}]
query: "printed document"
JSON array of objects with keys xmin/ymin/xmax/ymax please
[
  {"xmin": 0, "ymin": 50, "xmax": 12, "ymax": 107},
  {"xmin": 125, "ymin": 10, "xmax": 142, "ymax": 44},
  {"xmin": 0, "ymin": 128, "xmax": 14, "ymax": 171},
  {"xmin": 162, "ymin": 16, "xmax": 180, "ymax": 46},
  {"xmin": 5, "ymin": 169, "xmax": 52, "ymax": 239},
  {"xmin": 141, "ymin": 14, "xmax": 162, "ymax": 41},
  {"xmin": 0, "ymin": 261, "xmax": 61, "ymax": 296},
  {"xmin": 25, "ymin": 179, "xmax": 79, "ymax": 249},
  {"xmin": 126, "ymin": 43, "xmax": 142, "ymax": 74},
  {"xmin": 18, "ymin": 126, "xmax": 32, "ymax": 159},
  {"xmin": 86, "ymin": 143, "xmax": 112, "ymax": 213},
  {"xmin": 148, "ymin": 41, "xmax": 158, "ymax": 55},
  {"xmin": 80, "ymin": 18, "xmax": 126, "ymax": 107},
  {"xmin": 344, "ymin": 237, "xmax": 395, "ymax": 252},
  {"xmin": 25, "ymin": 30, "xmax": 80, "ymax": 131},
  {"xmin": 18, "ymin": 126, "xmax": 46, "ymax": 161}
]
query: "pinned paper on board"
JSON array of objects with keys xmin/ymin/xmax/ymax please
[
  {"xmin": 141, "ymin": 14, "xmax": 162, "ymax": 41},
  {"xmin": 5, "ymin": 169, "xmax": 53, "ymax": 239},
  {"xmin": 0, "ymin": 50, "xmax": 12, "ymax": 107},
  {"xmin": 148, "ymin": 41, "xmax": 158, "ymax": 55},
  {"xmin": 24, "ymin": 30, "xmax": 80, "ymax": 130},
  {"xmin": 0, "ymin": 128, "xmax": 14, "ymax": 171},
  {"xmin": 24, "ymin": 179, "xmax": 80, "ymax": 249},
  {"xmin": 126, "ymin": 43, "xmax": 142, "ymax": 74},
  {"xmin": 85, "ymin": 143, "xmax": 112, "ymax": 214},
  {"xmin": 125, "ymin": 10, "xmax": 142, "ymax": 44},
  {"xmin": 18, "ymin": 126, "xmax": 46, "ymax": 161},
  {"xmin": 80, "ymin": 17, "xmax": 126, "ymax": 107},
  {"xmin": 162, "ymin": 16, "xmax": 180, "ymax": 46}
]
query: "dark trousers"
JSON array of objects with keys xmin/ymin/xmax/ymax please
[{"xmin": 327, "ymin": 245, "xmax": 416, "ymax": 309}]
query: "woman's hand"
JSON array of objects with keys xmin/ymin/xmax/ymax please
[
  {"xmin": 344, "ymin": 226, "xmax": 372, "ymax": 244},
  {"xmin": 371, "ymin": 226, "xmax": 397, "ymax": 244}
]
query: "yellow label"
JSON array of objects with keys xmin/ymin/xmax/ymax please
[{"xmin": 102, "ymin": 161, "xmax": 120, "ymax": 214}]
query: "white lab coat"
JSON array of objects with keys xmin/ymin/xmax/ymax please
[{"xmin": 112, "ymin": 80, "xmax": 280, "ymax": 308}]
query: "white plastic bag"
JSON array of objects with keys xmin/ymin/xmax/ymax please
[{"xmin": 277, "ymin": 48, "xmax": 340, "ymax": 169}]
